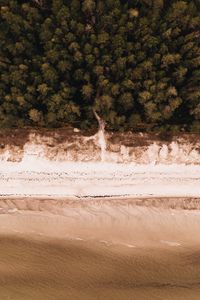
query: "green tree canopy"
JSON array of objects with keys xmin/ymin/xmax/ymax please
[{"xmin": 0, "ymin": 0, "xmax": 199, "ymax": 132}]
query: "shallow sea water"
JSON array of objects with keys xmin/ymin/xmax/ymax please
[{"xmin": 0, "ymin": 197, "xmax": 200, "ymax": 300}]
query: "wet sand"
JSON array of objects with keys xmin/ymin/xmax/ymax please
[
  {"xmin": 0, "ymin": 197, "xmax": 200, "ymax": 299},
  {"xmin": 1, "ymin": 236, "xmax": 200, "ymax": 300}
]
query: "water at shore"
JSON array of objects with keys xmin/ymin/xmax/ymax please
[{"xmin": 0, "ymin": 197, "xmax": 200, "ymax": 300}]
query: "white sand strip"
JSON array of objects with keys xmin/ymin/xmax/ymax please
[{"xmin": 0, "ymin": 160, "xmax": 200, "ymax": 197}]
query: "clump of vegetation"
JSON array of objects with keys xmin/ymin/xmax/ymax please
[{"xmin": 0, "ymin": 0, "xmax": 200, "ymax": 132}]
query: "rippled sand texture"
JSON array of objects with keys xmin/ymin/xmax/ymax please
[{"xmin": 0, "ymin": 198, "xmax": 200, "ymax": 300}]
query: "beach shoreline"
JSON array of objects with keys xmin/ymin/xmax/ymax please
[{"xmin": 1, "ymin": 195, "xmax": 200, "ymax": 299}]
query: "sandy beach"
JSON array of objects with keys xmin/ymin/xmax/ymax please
[
  {"xmin": 0, "ymin": 139, "xmax": 200, "ymax": 299},
  {"xmin": 0, "ymin": 163, "xmax": 200, "ymax": 197},
  {"xmin": 0, "ymin": 197, "xmax": 200, "ymax": 299},
  {"xmin": 1, "ymin": 235, "xmax": 200, "ymax": 300}
]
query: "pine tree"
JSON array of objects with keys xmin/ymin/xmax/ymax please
[{"xmin": 0, "ymin": 0, "xmax": 199, "ymax": 131}]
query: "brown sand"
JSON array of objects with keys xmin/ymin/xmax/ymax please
[
  {"xmin": 0, "ymin": 198, "xmax": 200, "ymax": 300},
  {"xmin": 1, "ymin": 236, "xmax": 200, "ymax": 300}
]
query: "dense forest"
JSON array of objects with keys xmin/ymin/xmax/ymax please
[{"xmin": 0, "ymin": 0, "xmax": 200, "ymax": 132}]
